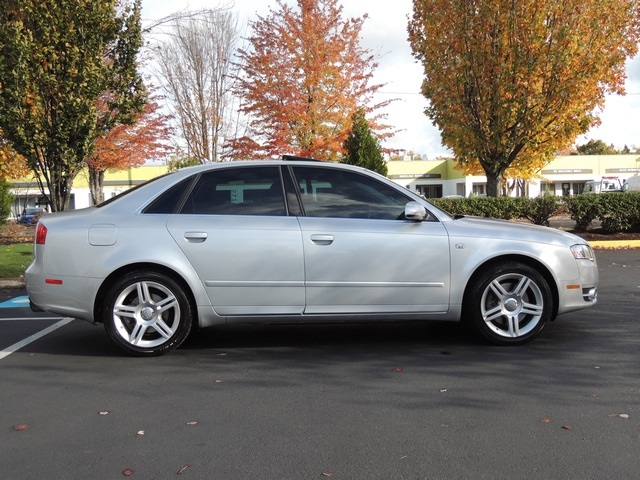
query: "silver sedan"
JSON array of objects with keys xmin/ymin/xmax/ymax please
[{"xmin": 26, "ymin": 160, "xmax": 598, "ymax": 356}]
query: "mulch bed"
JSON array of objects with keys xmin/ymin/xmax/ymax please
[{"xmin": 0, "ymin": 223, "xmax": 36, "ymax": 244}]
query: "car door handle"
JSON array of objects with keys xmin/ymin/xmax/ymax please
[
  {"xmin": 310, "ymin": 234, "xmax": 334, "ymax": 245},
  {"xmin": 184, "ymin": 231, "xmax": 208, "ymax": 243}
]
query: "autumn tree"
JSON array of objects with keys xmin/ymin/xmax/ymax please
[
  {"xmin": 0, "ymin": 0, "xmax": 146, "ymax": 211},
  {"xmin": 153, "ymin": 8, "xmax": 239, "ymax": 163},
  {"xmin": 230, "ymin": 0, "xmax": 391, "ymax": 161},
  {"xmin": 408, "ymin": 0, "xmax": 640, "ymax": 196},
  {"xmin": 341, "ymin": 108, "xmax": 387, "ymax": 175},
  {"xmin": 86, "ymin": 93, "xmax": 173, "ymax": 204}
]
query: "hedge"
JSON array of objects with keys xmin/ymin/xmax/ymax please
[{"xmin": 430, "ymin": 192, "xmax": 640, "ymax": 233}]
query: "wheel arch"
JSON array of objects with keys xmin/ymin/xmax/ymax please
[
  {"xmin": 93, "ymin": 263, "xmax": 199, "ymax": 329},
  {"xmin": 462, "ymin": 254, "xmax": 559, "ymax": 321}
]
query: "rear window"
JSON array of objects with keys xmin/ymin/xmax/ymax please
[{"xmin": 98, "ymin": 173, "xmax": 176, "ymax": 208}]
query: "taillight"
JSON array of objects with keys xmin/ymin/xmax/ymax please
[{"xmin": 35, "ymin": 223, "xmax": 48, "ymax": 245}]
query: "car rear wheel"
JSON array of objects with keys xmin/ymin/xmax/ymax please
[
  {"xmin": 103, "ymin": 271, "xmax": 192, "ymax": 356},
  {"xmin": 464, "ymin": 262, "xmax": 553, "ymax": 345}
]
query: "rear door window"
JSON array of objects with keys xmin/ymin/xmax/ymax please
[{"xmin": 180, "ymin": 167, "xmax": 286, "ymax": 216}]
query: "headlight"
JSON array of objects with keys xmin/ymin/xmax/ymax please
[{"xmin": 571, "ymin": 244, "xmax": 595, "ymax": 261}]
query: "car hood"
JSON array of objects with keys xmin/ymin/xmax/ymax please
[{"xmin": 442, "ymin": 216, "xmax": 589, "ymax": 247}]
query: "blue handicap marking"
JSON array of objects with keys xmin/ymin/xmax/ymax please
[{"xmin": 0, "ymin": 296, "xmax": 30, "ymax": 308}]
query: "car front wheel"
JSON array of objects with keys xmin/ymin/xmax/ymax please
[
  {"xmin": 103, "ymin": 271, "xmax": 192, "ymax": 356},
  {"xmin": 464, "ymin": 262, "xmax": 553, "ymax": 345}
]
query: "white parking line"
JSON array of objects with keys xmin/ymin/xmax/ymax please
[
  {"xmin": 0, "ymin": 318, "xmax": 74, "ymax": 360},
  {"xmin": 0, "ymin": 317, "xmax": 62, "ymax": 322}
]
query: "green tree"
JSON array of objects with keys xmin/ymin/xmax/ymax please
[
  {"xmin": 0, "ymin": 179, "xmax": 13, "ymax": 226},
  {"xmin": 408, "ymin": 0, "xmax": 640, "ymax": 196},
  {"xmin": 341, "ymin": 109, "xmax": 387, "ymax": 176},
  {"xmin": 575, "ymin": 139, "xmax": 619, "ymax": 155},
  {"xmin": 0, "ymin": 0, "xmax": 146, "ymax": 211},
  {"xmin": 167, "ymin": 156, "xmax": 200, "ymax": 172}
]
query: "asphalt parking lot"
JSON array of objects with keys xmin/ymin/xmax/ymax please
[{"xmin": 1, "ymin": 249, "xmax": 639, "ymax": 479}]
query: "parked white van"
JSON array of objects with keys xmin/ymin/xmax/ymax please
[
  {"xmin": 583, "ymin": 176, "xmax": 623, "ymax": 194},
  {"xmin": 623, "ymin": 174, "xmax": 640, "ymax": 192}
]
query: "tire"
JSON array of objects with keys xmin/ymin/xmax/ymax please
[
  {"xmin": 103, "ymin": 271, "xmax": 192, "ymax": 356},
  {"xmin": 464, "ymin": 262, "xmax": 553, "ymax": 345}
]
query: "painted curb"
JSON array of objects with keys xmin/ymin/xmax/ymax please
[{"xmin": 589, "ymin": 240, "xmax": 640, "ymax": 249}]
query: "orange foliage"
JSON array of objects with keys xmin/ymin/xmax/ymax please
[
  {"xmin": 231, "ymin": 0, "xmax": 392, "ymax": 161},
  {"xmin": 0, "ymin": 133, "xmax": 30, "ymax": 180},
  {"xmin": 86, "ymin": 95, "xmax": 172, "ymax": 172}
]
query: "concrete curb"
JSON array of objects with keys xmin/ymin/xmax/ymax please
[{"xmin": 0, "ymin": 278, "xmax": 25, "ymax": 289}]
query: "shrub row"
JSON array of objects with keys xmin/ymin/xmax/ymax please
[
  {"xmin": 565, "ymin": 192, "xmax": 640, "ymax": 232},
  {"xmin": 430, "ymin": 192, "xmax": 640, "ymax": 233}
]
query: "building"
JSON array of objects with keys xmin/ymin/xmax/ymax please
[
  {"xmin": 9, "ymin": 165, "xmax": 169, "ymax": 220},
  {"xmin": 388, "ymin": 154, "xmax": 640, "ymax": 198},
  {"xmin": 7, "ymin": 155, "xmax": 640, "ymax": 218}
]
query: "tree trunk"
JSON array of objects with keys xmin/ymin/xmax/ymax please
[
  {"xmin": 484, "ymin": 169, "xmax": 504, "ymax": 197},
  {"xmin": 88, "ymin": 168, "xmax": 105, "ymax": 205}
]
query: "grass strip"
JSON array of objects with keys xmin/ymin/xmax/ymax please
[{"xmin": 0, "ymin": 243, "xmax": 33, "ymax": 278}]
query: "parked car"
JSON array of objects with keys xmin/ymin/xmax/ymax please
[
  {"xmin": 623, "ymin": 174, "xmax": 640, "ymax": 192},
  {"xmin": 18, "ymin": 207, "xmax": 45, "ymax": 224},
  {"xmin": 26, "ymin": 160, "xmax": 599, "ymax": 356}
]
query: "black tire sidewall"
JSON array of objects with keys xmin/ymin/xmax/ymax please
[{"xmin": 103, "ymin": 271, "xmax": 192, "ymax": 356}]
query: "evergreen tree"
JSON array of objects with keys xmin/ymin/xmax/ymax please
[
  {"xmin": 342, "ymin": 109, "xmax": 387, "ymax": 176},
  {"xmin": 0, "ymin": 180, "xmax": 13, "ymax": 226}
]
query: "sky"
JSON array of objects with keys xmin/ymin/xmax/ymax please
[{"xmin": 140, "ymin": 0, "xmax": 640, "ymax": 158}]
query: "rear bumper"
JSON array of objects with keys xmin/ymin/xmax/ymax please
[{"xmin": 26, "ymin": 263, "xmax": 101, "ymax": 322}]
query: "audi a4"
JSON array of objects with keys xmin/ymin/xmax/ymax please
[{"xmin": 26, "ymin": 160, "xmax": 598, "ymax": 356}]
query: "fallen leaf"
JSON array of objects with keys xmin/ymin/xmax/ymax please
[
  {"xmin": 541, "ymin": 418, "xmax": 551, "ymax": 424},
  {"xmin": 187, "ymin": 421, "xmax": 198, "ymax": 426},
  {"xmin": 177, "ymin": 465, "xmax": 190, "ymax": 475},
  {"xmin": 218, "ymin": 353, "xmax": 228, "ymax": 356},
  {"xmin": 322, "ymin": 474, "xmax": 333, "ymax": 478},
  {"xmin": 609, "ymin": 413, "xmax": 630, "ymax": 419},
  {"xmin": 439, "ymin": 388, "xmax": 448, "ymax": 393},
  {"xmin": 99, "ymin": 411, "xmax": 109, "ymax": 416},
  {"xmin": 561, "ymin": 425, "xmax": 573, "ymax": 430},
  {"xmin": 215, "ymin": 380, "xmax": 223, "ymax": 383},
  {"xmin": 391, "ymin": 367, "xmax": 403, "ymax": 373},
  {"xmin": 137, "ymin": 431, "xmax": 145, "ymax": 435},
  {"xmin": 13, "ymin": 424, "xmax": 29, "ymax": 431},
  {"xmin": 123, "ymin": 469, "xmax": 133, "ymax": 476}
]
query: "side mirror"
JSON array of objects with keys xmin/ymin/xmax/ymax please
[{"xmin": 404, "ymin": 201, "xmax": 427, "ymax": 221}]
